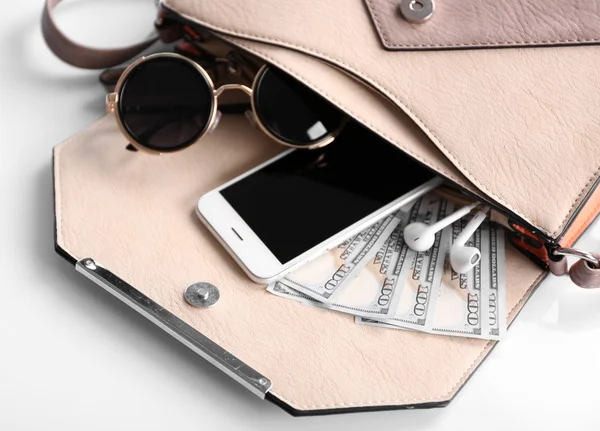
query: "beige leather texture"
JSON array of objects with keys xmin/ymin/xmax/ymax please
[
  {"xmin": 224, "ymin": 37, "xmax": 478, "ymax": 197},
  {"xmin": 163, "ymin": 0, "xmax": 600, "ymax": 240},
  {"xmin": 54, "ymin": 115, "xmax": 545, "ymax": 412},
  {"xmin": 364, "ymin": 0, "xmax": 600, "ymax": 50}
]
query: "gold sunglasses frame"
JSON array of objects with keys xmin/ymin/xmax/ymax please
[{"xmin": 106, "ymin": 52, "xmax": 344, "ymax": 155}]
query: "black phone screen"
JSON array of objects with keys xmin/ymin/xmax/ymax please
[{"xmin": 220, "ymin": 122, "xmax": 436, "ymax": 264}]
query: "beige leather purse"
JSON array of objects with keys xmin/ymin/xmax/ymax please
[{"xmin": 47, "ymin": 0, "xmax": 600, "ymax": 415}]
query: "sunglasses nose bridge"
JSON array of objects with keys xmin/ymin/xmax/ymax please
[{"xmin": 213, "ymin": 84, "xmax": 253, "ymax": 99}]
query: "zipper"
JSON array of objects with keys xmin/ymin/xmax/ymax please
[{"xmin": 439, "ymin": 185, "xmax": 550, "ymax": 268}]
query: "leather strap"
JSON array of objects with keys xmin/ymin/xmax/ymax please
[
  {"xmin": 569, "ymin": 253, "xmax": 600, "ymax": 289},
  {"xmin": 42, "ymin": 0, "xmax": 158, "ymax": 69},
  {"xmin": 548, "ymin": 256, "xmax": 568, "ymax": 277},
  {"xmin": 548, "ymin": 247, "xmax": 600, "ymax": 288}
]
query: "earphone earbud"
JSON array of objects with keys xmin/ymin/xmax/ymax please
[
  {"xmin": 450, "ymin": 209, "xmax": 488, "ymax": 274},
  {"xmin": 404, "ymin": 202, "xmax": 479, "ymax": 252}
]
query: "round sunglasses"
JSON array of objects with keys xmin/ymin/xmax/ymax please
[{"xmin": 105, "ymin": 53, "xmax": 347, "ymax": 154}]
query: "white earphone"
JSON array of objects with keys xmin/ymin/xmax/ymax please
[
  {"xmin": 449, "ymin": 209, "xmax": 488, "ymax": 274},
  {"xmin": 403, "ymin": 202, "xmax": 478, "ymax": 252},
  {"xmin": 403, "ymin": 202, "xmax": 488, "ymax": 274}
]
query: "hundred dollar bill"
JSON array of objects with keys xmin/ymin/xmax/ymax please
[
  {"xmin": 266, "ymin": 227, "xmax": 406, "ymax": 319},
  {"xmin": 283, "ymin": 212, "xmax": 400, "ymax": 303},
  {"xmin": 354, "ymin": 316, "xmax": 414, "ymax": 332},
  {"xmin": 267, "ymin": 213, "xmax": 409, "ymax": 319},
  {"xmin": 267, "ymin": 280, "xmax": 320, "ymax": 306},
  {"xmin": 485, "ymin": 223, "xmax": 507, "ymax": 340},
  {"xmin": 266, "ymin": 202, "xmax": 412, "ymax": 316},
  {"xmin": 317, "ymin": 222, "xmax": 406, "ymax": 318},
  {"xmin": 373, "ymin": 195, "xmax": 453, "ymax": 331},
  {"xmin": 306, "ymin": 217, "xmax": 409, "ymax": 319},
  {"xmin": 277, "ymin": 231, "xmax": 368, "ymax": 301},
  {"xmin": 428, "ymin": 218, "xmax": 487, "ymax": 338},
  {"xmin": 282, "ymin": 198, "xmax": 438, "ymax": 320},
  {"xmin": 318, "ymin": 199, "xmax": 427, "ymax": 319},
  {"xmin": 352, "ymin": 202, "xmax": 424, "ymax": 328},
  {"xmin": 358, "ymin": 220, "xmax": 507, "ymax": 341}
]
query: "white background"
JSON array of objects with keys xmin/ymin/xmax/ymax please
[{"xmin": 2, "ymin": 1, "xmax": 600, "ymax": 429}]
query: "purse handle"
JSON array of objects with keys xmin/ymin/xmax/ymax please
[{"xmin": 42, "ymin": 0, "xmax": 159, "ymax": 69}]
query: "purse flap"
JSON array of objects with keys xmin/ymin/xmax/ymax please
[
  {"xmin": 54, "ymin": 115, "xmax": 546, "ymax": 414},
  {"xmin": 163, "ymin": 0, "xmax": 600, "ymax": 241},
  {"xmin": 364, "ymin": 0, "xmax": 600, "ymax": 50}
]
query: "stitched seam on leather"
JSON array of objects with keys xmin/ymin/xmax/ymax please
[
  {"xmin": 364, "ymin": 0, "xmax": 390, "ymax": 46},
  {"xmin": 196, "ymin": 14, "xmax": 600, "ymax": 239},
  {"xmin": 383, "ymin": 40, "xmax": 600, "ymax": 48},
  {"xmin": 164, "ymin": 5, "xmax": 579, "ymax": 237},
  {"xmin": 243, "ymin": 35, "xmax": 539, "ymax": 231},
  {"xmin": 271, "ymin": 270, "xmax": 546, "ymax": 410},
  {"xmin": 363, "ymin": 0, "xmax": 600, "ymax": 49},
  {"xmin": 227, "ymin": 39, "xmax": 472, "ymax": 192},
  {"xmin": 552, "ymin": 166, "xmax": 600, "ymax": 237}
]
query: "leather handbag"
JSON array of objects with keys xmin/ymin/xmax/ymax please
[{"xmin": 45, "ymin": 0, "xmax": 600, "ymax": 415}]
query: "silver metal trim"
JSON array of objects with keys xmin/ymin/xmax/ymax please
[
  {"xmin": 75, "ymin": 258, "xmax": 272, "ymax": 399},
  {"xmin": 552, "ymin": 247, "xmax": 600, "ymax": 267}
]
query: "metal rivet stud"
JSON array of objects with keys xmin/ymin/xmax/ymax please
[
  {"xmin": 399, "ymin": 0, "xmax": 435, "ymax": 23},
  {"xmin": 184, "ymin": 282, "xmax": 220, "ymax": 308},
  {"xmin": 83, "ymin": 259, "xmax": 97, "ymax": 270}
]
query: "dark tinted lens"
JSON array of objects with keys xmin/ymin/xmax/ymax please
[
  {"xmin": 119, "ymin": 56, "xmax": 214, "ymax": 152},
  {"xmin": 253, "ymin": 67, "xmax": 345, "ymax": 147}
]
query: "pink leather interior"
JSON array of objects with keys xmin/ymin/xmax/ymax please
[{"xmin": 54, "ymin": 115, "xmax": 546, "ymax": 412}]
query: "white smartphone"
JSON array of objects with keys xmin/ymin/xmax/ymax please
[{"xmin": 197, "ymin": 123, "xmax": 442, "ymax": 284}]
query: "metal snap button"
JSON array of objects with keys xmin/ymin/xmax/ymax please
[
  {"xmin": 184, "ymin": 282, "xmax": 221, "ymax": 308},
  {"xmin": 400, "ymin": 0, "xmax": 435, "ymax": 23}
]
